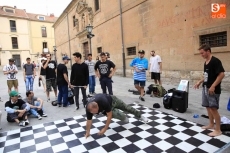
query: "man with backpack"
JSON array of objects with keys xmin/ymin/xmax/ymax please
[{"xmin": 23, "ymin": 57, "xmax": 36, "ymax": 91}]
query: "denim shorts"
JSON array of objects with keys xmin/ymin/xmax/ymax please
[{"xmin": 134, "ymin": 80, "xmax": 146, "ymax": 87}]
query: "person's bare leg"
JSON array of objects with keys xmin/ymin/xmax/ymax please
[
  {"xmin": 54, "ymin": 90, "xmax": 57, "ymax": 97},
  {"xmin": 135, "ymin": 85, "xmax": 141, "ymax": 92},
  {"xmin": 208, "ymin": 108, "xmax": 222, "ymax": 136},
  {"xmin": 14, "ymin": 119, "xmax": 20, "ymax": 124},
  {"xmin": 158, "ymin": 80, "xmax": 162, "ymax": 85},
  {"xmin": 154, "ymin": 79, "xmax": 158, "ymax": 84},
  {"xmin": 202, "ymin": 107, "xmax": 215, "ymax": 129},
  {"xmin": 8, "ymin": 88, "xmax": 11, "ymax": 94},
  {"xmin": 140, "ymin": 87, "xmax": 145, "ymax": 97},
  {"xmin": 46, "ymin": 91, "xmax": 50, "ymax": 99},
  {"xmin": 14, "ymin": 87, "xmax": 18, "ymax": 92}
]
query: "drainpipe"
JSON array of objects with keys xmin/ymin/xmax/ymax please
[
  {"xmin": 66, "ymin": 12, "xmax": 72, "ymax": 66},
  {"xmin": 119, "ymin": 0, "xmax": 126, "ymax": 77}
]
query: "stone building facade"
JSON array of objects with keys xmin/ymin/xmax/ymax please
[
  {"xmin": 0, "ymin": 6, "xmax": 56, "ymax": 69},
  {"xmin": 53, "ymin": 0, "xmax": 230, "ymax": 91}
]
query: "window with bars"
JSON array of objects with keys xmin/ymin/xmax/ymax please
[
  {"xmin": 127, "ymin": 47, "xmax": 136, "ymax": 56},
  {"xmin": 10, "ymin": 20, "xmax": 16, "ymax": 32},
  {"xmin": 11, "ymin": 37, "xmax": 18, "ymax": 49},
  {"xmin": 200, "ymin": 31, "xmax": 227, "ymax": 47},
  {"xmin": 41, "ymin": 27, "xmax": 47, "ymax": 37},
  {"xmin": 95, "ymin": 0, "xmax": 100, "ymax": 11},
  {"xmin": 97, "ymin": 47, "xmax": 102, "ymax": 53}
]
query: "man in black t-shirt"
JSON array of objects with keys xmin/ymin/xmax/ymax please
[
  {"xmin": 194, "ymin": 44, "xmax": 225, "ymax": 137},
  {"xmin": 95, "ymin": 52, "xmax": 116, "ymax": 95},
  {"xmin": 70, "ymin": 52, "xmax": 89, "ymax": 110},
  {"xmin": 5, "ymin": 91, "xmax": 30, "ymax": 127},
  {"xmin": 84, "ymin": 94, "xmax": 148, "ymax": 138},
  {"xmin": 43, "ymin": 53, "xmax": 57, "ymax": 102},
  {"xmin": 57, "ymin": 56, "xmax": 72, "ymax": 107}
]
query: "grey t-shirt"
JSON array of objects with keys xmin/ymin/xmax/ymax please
[
  {"xmin": 23, "ymin": 64, "xmax": 34, "ymax": 75},
  {"xmin": 85, "ymin": 60, "xmax": 95, "ymax": 76},
  {"xmin": 23, "ymin": 97, "xmax": 38, "ymax": 106}
]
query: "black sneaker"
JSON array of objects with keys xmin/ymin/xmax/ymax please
[
  {"xmin": 139, "ymin": 96, "xmax": 145, "ymax": 101},
  {"xmin": 24, "ymin": 119, "xmax": 29, "ymax": 125}
]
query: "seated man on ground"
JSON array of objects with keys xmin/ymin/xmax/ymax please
[
  {"xmin": 24, "ymin": 91, "xmax": 47, "ymax": 120},
  {"xmin": 5, "ymin": 91, "xmax": 30, "ymax": 126},
  {"xmin": 85, "ymin": 93, "xmax": 148, "ymax": 138}
]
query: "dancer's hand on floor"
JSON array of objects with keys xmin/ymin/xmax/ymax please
[{"xmin": 98, "ymin": 128, "xmax": 106, "ymax": 136}]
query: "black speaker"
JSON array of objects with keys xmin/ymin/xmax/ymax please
[{"xmin": 172, "ymin": 90, "xmax": 188, "ymax": 113}]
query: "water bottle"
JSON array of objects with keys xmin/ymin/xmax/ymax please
[{"xmin": 193, "ymin": 114, "xmax": 199, "ymax": 118}]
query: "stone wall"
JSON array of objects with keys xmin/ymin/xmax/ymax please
[{"xmin": 115, "ymin": 69, "xmax": 230, "ymax": 92}]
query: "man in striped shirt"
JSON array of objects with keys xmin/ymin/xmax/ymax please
[{"xmin": 130, "ymin": 50, "xmax": 148, "ymax": 101}]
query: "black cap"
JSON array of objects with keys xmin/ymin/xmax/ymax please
[
  {"xmin": 138, "ymin": 50, "xmax": 145, "ymax": 54},
  {"xmin": 9, "ymin": 58, "xmax": 14, "ymax": 62},
  {"xmin": 153, "ymin": 103, "xmax": 160, "ymax": 108}
]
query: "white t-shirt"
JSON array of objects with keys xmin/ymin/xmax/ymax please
[
  {"xmin": 3, "ymin": 64, "xmax": 18, "ymax": 80},
  {"xmin": 149, "ymin": 55, "xmax": 162, "ymax": 73},
  {"xmin": 85, "ymin": 60, "xmax": 96, "ymax": 76}
]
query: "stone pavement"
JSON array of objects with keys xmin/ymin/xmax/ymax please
[{"xmin": 0, "ymin": 70, "xmax": 229, "ymax": 152}]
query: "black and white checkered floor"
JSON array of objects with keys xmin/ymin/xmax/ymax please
[{"xmin": 1, "ymin": 103, "xmax": 230, "ymax": 153}]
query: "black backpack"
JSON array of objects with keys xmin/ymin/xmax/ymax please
[
  {"xmin": 163, "ymin": 94, "xmax": 173, "ymax": 109},
  {"xmin": 163, "ymin": 88, "xmax": 176, "ymax": 109}
]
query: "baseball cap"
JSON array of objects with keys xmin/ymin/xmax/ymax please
[
  {"xmin": 62, "ymin": 56, "xmax": 71, "ymax": 60},
  {"xmin": 138, "ymin": 50, "xmax": 145, "ymax": 54},
  {"xmin": 9, "ymin": 91, "xmax": 19, "ymax": 97}
]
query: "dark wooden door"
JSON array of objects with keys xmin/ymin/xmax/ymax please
[
  {"xmin": 12, "ymin": 54, "xmax": 21, "ymax": 69},
  {"xmin": 83, "ymin": 42, "xmax": 89, "ymax": 60}
]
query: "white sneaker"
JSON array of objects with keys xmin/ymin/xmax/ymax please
[
  {"xmin": 47, "ymin": 98, "xmax": 50, "ymax": 102},
  {"xmin": 42, "ymin": 113, "xmax": 47, "ymax": 117},
  {"xmin": 19, "ymin": 121, "xmax": 26, "ymax": 127},
  {"xmin": 140, "ymin": 115, "xmax": 148, "ymax": 123},
  {"xmin": 24, "ymin": 119, "xmax": 29, "ymax": 125},
  {"xmin": 37, "ymin": 115, "xmax": 42, "ymax": 120}
]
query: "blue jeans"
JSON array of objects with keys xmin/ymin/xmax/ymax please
[
  {"xmin": 30, "ymin": 101, "xmax": 44, "ymax": 117},
  {"xmin": 58, "ymin": 84, "xmax": 68, "ymax": 106},
  {"xmin": 25, "ymin": 75, "xmax": 34, "ymax": 91},
  {"xmin": 89, "ymin": 75, "xmax": 96, "ymax": 93}
]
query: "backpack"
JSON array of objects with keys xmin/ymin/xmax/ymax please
[
  {"xmin": 148, "ymin": 84, "xmax": 167, "ymax": 97},
  {"xmin": 163, "ymin": 93, "xmax": 173, "ymax": 109}
]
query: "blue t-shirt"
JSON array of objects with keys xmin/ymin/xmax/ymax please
[{"xmin": 130, "ymin": 57, "xmax": 148, "ymax": 81}]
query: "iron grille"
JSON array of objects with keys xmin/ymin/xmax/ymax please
[{"xmin": 200, "ymin": 31, "xmax": 227, "ymax": 47}]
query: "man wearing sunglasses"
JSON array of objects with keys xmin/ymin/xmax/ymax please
[{"xmin": 5, "ymin": 91, "xmax": 30, "ymax": 126}]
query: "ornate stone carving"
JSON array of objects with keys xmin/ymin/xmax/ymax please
[
  {"xmin": 74, "ymin": 18, "xmax": 79, "ymax": 31},
  {"xmin": 87, "ymin": 7, "xmax": 94, "ymax": 25},
  {"xmin": 76, "ymin": 0, "xmax": 88, "ymax": 14}
]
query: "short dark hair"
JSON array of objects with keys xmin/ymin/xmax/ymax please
[
  {"xmin": 26, "ymin": 91, "xmax": 32, "ymax": 97},
  {"xmin": 198, "ymin": 44, "xmax": 211, "ymax": 52},
  {"xmin": 73, "ymin": 52, "xmax": 82, "ymax": 59},
  {"xmin": 100, "ymin": 52, "xmax": 106, "ymax": 56},
  {"xmin": 88, "ymin": 54, "xmax": 92, "ymax": 57},
  {"xmin": 151, "ymin": 50, "xmax": 155, "ymax": 53},
  {"xmin": 46, "ymin": 53, "xmax": 52, "ymax": 57},
  {"xmin": 26, "ymin": 57, "xmax": 30, "ymax": 60}
]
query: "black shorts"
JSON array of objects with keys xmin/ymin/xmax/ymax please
[{"xmin": 151, "ymin": 72, "xmax": 160, "ymax": 80}]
